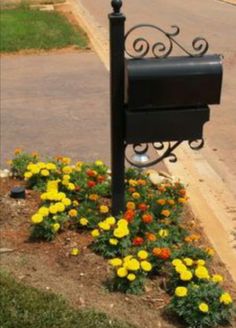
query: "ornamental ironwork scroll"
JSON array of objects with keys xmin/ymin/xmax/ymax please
[
  {"xmin": 125, "ymin": 24, "xmax": 209, "ymax": 59},
  {"xmin": 125, "ymin": 139, "xmax": 205, "ymax": 169}
]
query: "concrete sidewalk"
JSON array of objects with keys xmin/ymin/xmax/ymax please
[{"xmin": 1, "ymin": 51, "xmax": 110, "ymax": 165}]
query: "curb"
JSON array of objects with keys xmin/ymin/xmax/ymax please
[{"xmin": 69, "ymin": 0, "xmax": 236, "ymax": 283}]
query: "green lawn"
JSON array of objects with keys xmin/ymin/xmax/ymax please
[
  {"xmin": 0, "ymin": 271, "xmax": 136, "ymax": 328},
  {"xmin": 0, "ymin": 4, "xmax": 88, "ymax": 52}
]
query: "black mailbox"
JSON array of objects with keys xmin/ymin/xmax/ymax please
[{"xmin": 125, "ymin": 54, "xmax": 223, "ymax": 110}]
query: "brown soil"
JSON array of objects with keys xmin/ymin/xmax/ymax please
[{"xmin": 0, "ymin": 178, "xmax": 236, "ymax": 328}]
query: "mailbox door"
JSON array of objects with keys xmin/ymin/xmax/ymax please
[
  {"xmin": 125, "ymin": 55, "xmax": 222, "ymax": 110},
  {"xmin": 125, "ymin": 106, "xmax": 210, "ymax": 144}
]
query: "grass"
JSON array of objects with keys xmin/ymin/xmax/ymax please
[
  {"xmin": 0, "ymin": 3, "xmax": 88, "ymax": 52},
  {"xmin": 0, "ymin": 270, "xmax": 136, "ymax": 328}
]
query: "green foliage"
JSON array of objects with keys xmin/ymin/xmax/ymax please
[
  {"xmin": 0, "ymin": 5, "xmax": 88, "ymax": 52},
  {"xmin": 10, "ymin": 150, "xmax": 38, "ymax": 178},
  {"xmin": 0, "ymin": 271, "xmax": 136, "ymax": 328},
  {"xmin": 168, "ymin": 282, "xmax": 234, "ymax": 328},
  {"xmin": 171, "ymin": 244, "xmax": 211, "ymax": 261}
]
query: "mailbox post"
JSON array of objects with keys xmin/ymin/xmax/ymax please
[
  {"xmin": 109, "ymin": 0, "xmax": 223, "ymax": 215},
  {"xmin": 109, "ymin": 0, "xmax": 126, "ymax": 215}
]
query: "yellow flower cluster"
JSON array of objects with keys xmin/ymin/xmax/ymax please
[
  {"xmin": 172, "ymin": 258, "xmax": 212, "ymax": 281},
  {"xmin": 113, "ymin": 219, "xmax": 129, "ymax": 239},
  {"xmin": 219, "ymin": 292, "xmax": 232, "ymax": 305},
  {"xmin": 31, "ymin": 180, "xmax": 71, "ymax": 230},
  {"xmin": 24, "ymin": 162, "xmax": 57, "ymax": 180},
  {"xmin": 109, "ymin": 254, "xmax": 153, "ymax": 281},
  {"xmin": 98, "ymin": 216, "xmax": 116, "ymax": 231}
]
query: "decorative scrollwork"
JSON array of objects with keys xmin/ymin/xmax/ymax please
[
  {"xmin": 188, "ymin": 139, "xmax": 205, "ymax": 150},
  {"xmin": 125, "ymin": 139, "xmax": 205, "ymax": 168},
  {"xmin": 125, "ymin": 24, "xmax": 209, "ymax": 59},
  {"xmin": 125, "ymin": 141, "xmax": 183, "ymax": 168}
]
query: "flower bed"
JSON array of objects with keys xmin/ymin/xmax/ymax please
[{"xmin": 7, "ymin": 149, "xmax": 235, "ymax": 328}]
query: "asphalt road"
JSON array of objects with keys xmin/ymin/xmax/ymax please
[
  {"xmin": 1, "ymin": 52, "xmax": 110, "ymax": 165},
  {"xmin": 79, "ymin": 0, "xmax": 236, "ymax": 197}
]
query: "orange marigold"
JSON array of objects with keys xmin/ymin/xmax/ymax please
[
  {"xmin": 124, "ymin": 209, "xmax": 135, "ymax": 222},
  {"xmin": 161, "ymin": 209, "xmax": 171, "ymax": 217},
  {"xmin": 132, "ymin": 236, "xmax": 144, "ymax": 246},
  {"xmin": 146, "ymin": 233, "xmax": 156, "ymax": 242},
  {"xmin": 142, "ymin": 213, "xmax": 153, "ymax": 224}
]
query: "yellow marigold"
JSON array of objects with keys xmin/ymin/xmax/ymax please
[
  {"xmin": 159, "ymin": 229, "xmax": 169, "ymax": 238},
  {"xmin": 175, "ymin": 286, "xmax": 188, "ymax": 297},
  {"xmin": 219, "ymin": 292, "xmax": 232, "ymax": 305},
  {"xmin": 132, "ymin": 192, "xmax": 140, "ymax": 199},
  {"xmin": 117, "ymin": 219, "xmax": 128, "ymax": 227},
  {"xmin": 57, "ymin": 192, "xmax": 66, "ymax": 200},
  {"xmin": 199, "ymin": 303, "xmax": 209, "ymax": 313},
  {"xmin": 40, "ymin": 193, "xmax": 47, "ymax": 201},
  {"xmin": 197, "ymin": 259, "xmax": 205, "ymax": 266},
  {"xmin": 113, "ymin": 226, "xmax": 129, "ymax": 238},
  {"xmin": 91, "ymin": 229, "xmax": 100, "ymax": 238},
  {"xmin": 123, "ymin": 255, "xmax": 133, "ymax": 263},
  {"xmin": 62, "ymin": 166, "xmax": 73, "ymax": 174},
  {"xmin": 62, "ymin": 198, "xmax": 71, "ymax": 206},
  {"xmin": 168, "ymin": 199, "xmax": 175, "ymax": 205},
  {"xmin": 140, "ymin": 261, "xmax": 152, "ymax": 272},
  {"xmin": 180, "ymin": 270, "xmax": 193, "ymax": 281},
  {"xmin": 212, "ymin": 274, "xmax": 223, "ymax": 283},
  {"xmin": 38, "ymin": 207, "xmax": 49, "ymax": 217},
  {"xmin": 62, "ymin": 174, "xmax": 70, "ymax": 181},
  {"xmin": 156, "ymin": 199, "xmax": 166, "ymax": 206},
  {"xmin": 117, "ymin": 267, "xmax": 128, "ymax": 278},
  {"xmin": 195, "ymin": 266, "xmax": 210, "ymax": 280},
  {"xmin": 69, "ymin": 209, "xmax": 78, "ymax": 217},
  {"xmin": 31, "ymin": 213, "xmax": 44, "ymax": 224},
  {"xmin": 137, "ymin": 250, "xmax": 148, "ymax": 260},
  {"xmin": 98, "ymin": 221, "xmax": 110, "ymax": 231},
  {"xmin": 41, "ymin": 169, "xmax": 50, "ymax": 177},
  {"xmin": 47, "ymin": 180, "xmax": 59, "ymax": 192},
  {"xmin": 73, "ymin": 200, "xmax": 79, "ymax": 206},
  {"xmin": 67, "ymin": 183, "xmax": 75, "ymax": 191},
  {"xmin": 183, "ymin": 258, "xmax": 193, "ymax": 266},
  {"xmin": 55, "ymin": 202, "xmax": 65, "ymax": 213},
  {"xmin": 127, "ymin": 273, "xmax": 136, "ymax": 281},
  {"xmin": 46, "ymin": 163, "xmax": 57, "ymax": 170},
  {"xmin": 49, "ymin": 205, "xmax": 58, "ymax": 214},
  {"xmin": 24, "ymin": 171, "xmax": 32, "ymax": 180},
  {"xmin": 79, "ymin": 218, "xmax": 88, "ymax": 226},
  {"xmin": 105, "ymin": 216, "xmax": 116, "ymax": 225},
  {"xmin": 95, "ymin": 160, "xmax": 104, "ymax": 166},
  {"xmin": 37, "ymin": 162, "xmax": 46, "ymax": 169},
  {"xmin": 126, "ymin": 258, "xmax": 140, "ymax": 271},
  {"xmin": 172, "ymin": 259, "xmax": 183, "ymax": 267},
  {"xmin": 71, "ymin": 248, "xmax": 80, "ymax": 256},
  {"xmin": 109, "ymin": 258, "xmax": 122, "ymax": 267},
  {"xmin": 175, "ymin": 263, "xmax": 187, "ymax": 274},
  {"xmin": 161, "ymin": 209, "xmax": 171, "ymax": 217},
  {"xmin": 129, "ymin": 179, "xmax": 138, "ymax": 187},
  {"xmin": 178, "ymin": 197, "xmax": 187, "ymax": 203},
  {"xmin": 62, "ymin": 157, "xmax": 71, "ymax": 164},
  {"xmin": 126, "ymin": 201, "xmax": 136, "ymax": 210},
  {"xmin": 109, "ymin": 238, "xmax": 118, "ymax": 246},
  {"xmin": 52, "ymin": 223, "xmax": 60, "ymax": 232},
  {"xmin": 100, "ymin": 205, "xmax": 109, "ymax": 213},
  {"xmin": 89, "ymin": 194, "xmax": 99, "ymax": 201},
  {"xmin": 31, "ymin": 166, "xmax": 40, "ymax": 175}
]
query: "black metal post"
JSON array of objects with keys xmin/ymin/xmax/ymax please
[{"xmin": 109, "ymin": 0, "xmax": 126, "ymax": 215}]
